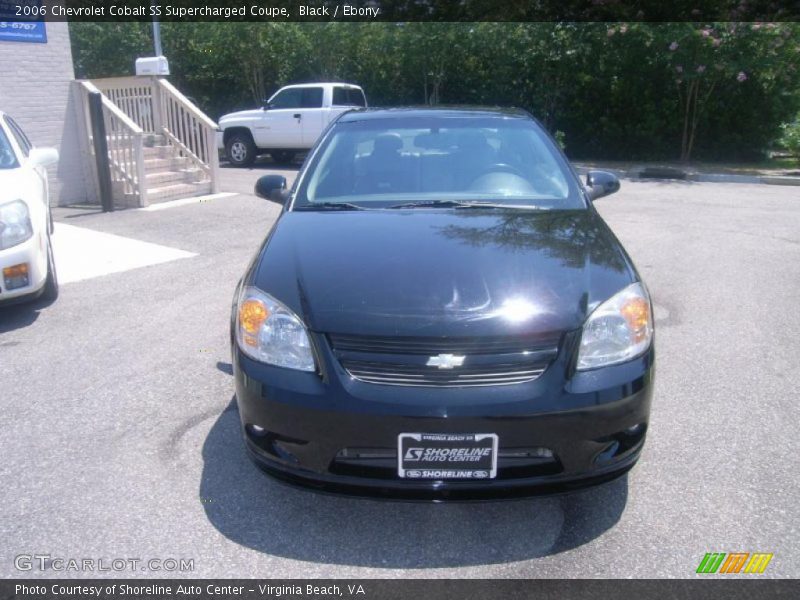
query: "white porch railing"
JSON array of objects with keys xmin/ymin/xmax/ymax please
[
  {"xmin": 157, "ymin": 79, "xmax": 220, "ymax": 192},
  {"xmin": 93, "ymin": 76, "xmax": 219, "ymax": 191},
  {"xmin": 76, "ymin": 80, "xmax": 148, "ymax": 207},
  {"xmin": 91, "ymin": 76, "xmax": 157, "ymax": 133},
  {"xmin": 77, "ymin": 76, "xmax": 219, "ymax": 207}
]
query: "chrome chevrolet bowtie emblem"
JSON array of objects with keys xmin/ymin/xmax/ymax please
[{"xmin": 426, "ymin": 354, "xmax": 465, "ymax": 369}]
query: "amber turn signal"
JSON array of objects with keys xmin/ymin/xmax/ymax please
[
  {"xmin": 239, "ymin": 299, "xmax": 269, "ymax": 335},
  {"xmin": 3, "ymin": 263, "xmax": 28, "ymax": 278},
  {"xmin": 621, "ymin": 297, "xmax": 650, "ymax": 341}
]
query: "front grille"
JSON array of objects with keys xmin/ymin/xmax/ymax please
[
  {"xmin": 344, "ymin": 360, "xmax": 548, "ymax": 387},
  {"xmin": 329, "ymin": 333, "xmax": 560, "ymax": 387},
  {"xmin": 328, "ymin": 333, "xmax": 558, "ymax": 355}
]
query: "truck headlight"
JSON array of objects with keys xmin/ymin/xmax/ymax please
[
  {"xmin": 236, "ymin": 286, "xmax": 316, "ymax": 372},
  {"xmin": 0, "ymin": 200, "xmax": 33, "ymax": 250},
  {"xmin": 577, "ymin": 282, "xmax": 653, "ymax": 370}
]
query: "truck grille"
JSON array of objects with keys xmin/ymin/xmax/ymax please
[{"xmin": 328, "ymin": 333, "xmax": 560, "ymax": 388}]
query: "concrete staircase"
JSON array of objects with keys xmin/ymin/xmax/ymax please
[
  {"xmin": 143, "ymin": 147, "xmax": 212, "ymax": 201},
  {"xmin": 115, "ymin": 135, "xmax": 211, "ymax": 207}
]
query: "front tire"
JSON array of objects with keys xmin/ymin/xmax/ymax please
[
  {"xmin": 41, "ymin": 235, "xmax": 59, "ymax": 303},
  {"xmin": 226, "ymin": 133, "xmax": 257, "ymax": 167}
]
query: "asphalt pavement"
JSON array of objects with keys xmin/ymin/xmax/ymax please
[{"xmin": 1, "ymin": 163, "xmax": 798, "ymax": 578}]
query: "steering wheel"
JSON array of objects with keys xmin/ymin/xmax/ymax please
[
  {"xmin": 468, "ymin": 163, "xmax": 525, "ymax": 184},
  {"xmin": 467, "ymin": 163, "xmax": 529, "ymax": 191}
]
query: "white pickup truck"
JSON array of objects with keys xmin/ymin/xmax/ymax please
[{"xmin": 217, "ymin": 82, "xmax": 367, "ymax": 166}]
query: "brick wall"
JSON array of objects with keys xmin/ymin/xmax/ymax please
[{"xmin": 0, "ymin": 22, "xmax": 93, "ymax": 206}]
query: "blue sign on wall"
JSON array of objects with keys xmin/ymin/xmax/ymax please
[
  {"xmin": 0, "ymin": 20, "xmax": 47, "ymax": 43},
  {"xmin": 0, "ymin": 0, "xmax": 47, "ymax": 44}
]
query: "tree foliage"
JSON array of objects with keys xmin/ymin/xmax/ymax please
[
  {"xmin": 780, "ymin": 113, "xmax": 800, "ymax": 161},
  {"xmin": 70, "ymin": 22, "xmax": 800, "ymax": 162}
]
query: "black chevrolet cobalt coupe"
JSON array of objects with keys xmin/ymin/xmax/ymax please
[{"xmin": 230, "ymin": 107, "xmax": 654, "ymax": 500}]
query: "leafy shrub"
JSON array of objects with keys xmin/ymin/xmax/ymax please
[{"xmin": 779, "ymin": 115, "xmax": 800, "ymax": 163}]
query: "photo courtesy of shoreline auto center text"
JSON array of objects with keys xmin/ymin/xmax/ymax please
[{"xmin": 1, "ymin": 1, "xmax": 799, "ymax": 598}]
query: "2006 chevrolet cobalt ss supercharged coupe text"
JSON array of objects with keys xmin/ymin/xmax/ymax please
[{"xmin": 230, "ymin": 107, "xmax": 654, "ymax": 500}]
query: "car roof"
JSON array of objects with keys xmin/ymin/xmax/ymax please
[
  {"xmin": 338, "ymin": 106, "xmax": 532, "ymax": 123},
  {"xmin": 281, "ymin": 82, "xmax": 363, "ymax": 89}
]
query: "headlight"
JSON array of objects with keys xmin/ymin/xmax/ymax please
[
  {"xmin": 577, "ymin": 282, "xmax": 653, "ymax": 370},
  {"xmin": 0, "ymin": 200, "xmax": 33, "ymax": 250},
  {"xmin": 236, "ymin": 286, "xmax": 316, "ymax": 372}
]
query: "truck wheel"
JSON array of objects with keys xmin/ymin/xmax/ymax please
[
  {"xmin": 226, "ymin": 133, "xmax": 257, "ymax": 167},
  {"xmin": 271, "ymin": 151, "xmax": 296, "ymax": 165}
]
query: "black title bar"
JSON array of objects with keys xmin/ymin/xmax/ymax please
[
  {"xmin": 2, "ymin": 580, "xmax": 800, "ymax": 600},
  {"xmin": 3, "ymin": 0, "xmax": 800, "ymax": 22}
]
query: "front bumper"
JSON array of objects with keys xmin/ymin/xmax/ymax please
[
  {"xmin": 0, "ymin": 232, "xmax": 47, "ymax": 303},
  {"xmin": 233, "ymin": 331, "xmax": 654, "ymax": 500}
]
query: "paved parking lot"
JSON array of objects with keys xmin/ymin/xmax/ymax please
[{"xmin": 1, "ymin": 163, "xmax": 799, "ymax": 578}]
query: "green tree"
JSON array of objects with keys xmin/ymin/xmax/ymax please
[
  {"xmin": 69, "ymin": 22, "xmax": 800, "ymax": 161},
  {"xmin": 70, "ymin": 22, "xmax": 151, "ymax": 78},
  {"xmin": 653, "ymin": 22, "xmax": 800, "ymax": 161}
]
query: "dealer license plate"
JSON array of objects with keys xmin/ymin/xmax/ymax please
[{"xmin": 397, "ymin": 433, "xmax": 498, "ymax": 479}]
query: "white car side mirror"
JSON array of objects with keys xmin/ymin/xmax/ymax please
[{"xmin": 29, "ymin": 147, "xmax": 59, "ymax": 168}]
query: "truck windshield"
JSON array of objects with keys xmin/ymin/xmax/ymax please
[
  {"xmin": 0, "ymin": 128, "xmax": 19, "ymax": 169},
  {"xmin": 294, "ymin": 117, "xmax": 583, "ymax": 210}
]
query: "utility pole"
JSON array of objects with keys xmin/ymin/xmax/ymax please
[{"xmin": 152, "ymin": 1, "xmax": 162, "ymax": 56}]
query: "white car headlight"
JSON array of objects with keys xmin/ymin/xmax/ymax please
[
  {"xmin": 236, "ymin": 286, "xmax": 316, "ymax": 372},
  {"xmin": 0, "ymin": 200, "xmax": 33, "ymax": 250},
  {"xmin": 577, "ymin": 282, "xmax": 653, "ymax": 370}
]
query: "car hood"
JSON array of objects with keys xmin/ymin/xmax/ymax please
[
  {"xmin": 0, "ymin": 167, "xmax": 32, "ymax": 204},
  {"xmin": 251, "ymin": 209, "xmax": 636, "ymax": 338},
  {"xmin": 219, "ymin": 109, "xmax": 262, "ymax": 124}
]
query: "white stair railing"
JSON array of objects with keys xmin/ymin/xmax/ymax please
[
  {"xmin": 76, "ymin": 80, "xmax": 148, "ymax": 207},
  {"xmin": 156, "ymin": 79, "xmax": 220, "ymax": 192},
  {"xmin": 91, "ymin": 76, "xmax": 157, "ymax": 133}
]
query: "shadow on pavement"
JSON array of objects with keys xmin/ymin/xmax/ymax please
[
  {"xmin": 199, "ymin": 398, "xmax": 628, "ymax": 568},
  {"xmin": 221, "ymin": 156, "xmax": 303, "ymax": 172},
  {"xmin": 629, "ymin": 177, "xmax": 697, "ymax": 186},
  {"xmin": 58, "ymin": 205, "xmax": 105, "ymax": 219},
  {"xmin": 216, "ymin": 361, "xmax": 233, "ymax": 376},
  {"xmin": 0, "ymin": 294, "xmax": 55, "ymax": 335}
]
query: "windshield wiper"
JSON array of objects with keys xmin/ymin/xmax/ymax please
[
  {"xmin": 388, "ymin": 200, "xmax": 531, "ymax": 210},
  {"xmin": 388, "ymin": 200, "xmax": 486, "ymax": 209},
  {"xmin": 295, "ymin": 202, "xmax": 367, "ymax": 211}
]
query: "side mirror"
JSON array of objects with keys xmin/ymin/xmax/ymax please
[
  {"xmin": 29, "ymin": 147, "xmax": 59, "ymax": 168},
  {"xmin": 255, "ymin": 175, "xmax": 288, "ymax": 204},
  {"xmin": 585, "ymin": 170, "xmax": 620, "ymax": 200}
]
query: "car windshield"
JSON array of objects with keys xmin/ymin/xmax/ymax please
[
  {"xmin": 0, "ymin": 127, "xmax": 19, "ymax": 169},
  {"xmin": 294, "ymin": 116, "xmax": 583, "ymax": 209}
]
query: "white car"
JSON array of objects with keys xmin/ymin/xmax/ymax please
[
  {"xmin": 217, "ymin": 82, "xmax": 367, "ymax": 167},
  {"xmin": 0, "ymin": 111, "xmax": 59, "ymax": 305}
]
